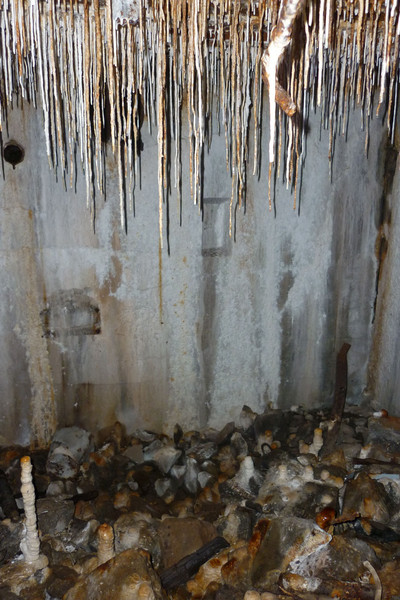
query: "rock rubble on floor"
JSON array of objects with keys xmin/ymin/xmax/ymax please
[{"xmin": 1, "ymin": 405, "xmax": 400, "ymax": 598}]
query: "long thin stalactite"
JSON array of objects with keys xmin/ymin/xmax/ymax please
[{"xmin": 0, "ymin": 0, "xmax": 399, "ymax": 239}]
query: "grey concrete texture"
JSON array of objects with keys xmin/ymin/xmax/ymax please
[
  {"xmin": 0, "ymin": 97, "xmax": 393, "ymax": 446},
  {"xmin": 367, "ymin": 125, "xmax": 400, "ymax": 414}
]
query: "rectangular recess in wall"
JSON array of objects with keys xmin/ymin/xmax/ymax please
[
  {"xmin": 202, "ymin": 197, "xmax": 231, "ymax": 257},
  {"xmin": 40, "ymin": 289, "xmax": 101, "ymax": 337}
]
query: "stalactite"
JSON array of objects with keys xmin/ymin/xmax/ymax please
[
  {"xmin": 157, "ymin": 0, "xmax": 166, "ymax": 246},
  {"xmin": 0, "ymin": 0, "xmax": 399, "ymax": 233}
]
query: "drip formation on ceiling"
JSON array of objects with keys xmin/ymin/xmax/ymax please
[{"xmin": 0, "ymin": 0, "xmax": 399, "ymax": 239}]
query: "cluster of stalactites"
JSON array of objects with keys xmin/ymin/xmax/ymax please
[{"xmin": 0, "ymin": 0, "xmax": 399, "ymax": 238}]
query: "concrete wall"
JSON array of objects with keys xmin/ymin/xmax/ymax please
[
  {"xmin": 0, "ymin": 98, "xmax": 394, "ymax": 447},
  {"xmin": 366, "ymin": 124, "xmax": 400, "ymax": 413}
]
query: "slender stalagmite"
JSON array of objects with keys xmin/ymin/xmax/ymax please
[
  {"xmin": 97, "ymin": 523, "xmax": 115, "ymax": 564},
  {"xmin": 20, "ymin": 456, "xmax": 47, "ymax": 568}
]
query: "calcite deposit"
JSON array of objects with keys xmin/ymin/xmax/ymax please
[{"xmin": 1, "ymin": 405, "xmax": 400, "ymax": 599}]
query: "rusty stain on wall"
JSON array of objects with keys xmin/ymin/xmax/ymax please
[
  {"xmin": 12, "ymin": 203, "xmax": 57, "ymax": 448},
  {"xmin": 366, "ymin": 123, "xmax": 400, "ymax": 406}
]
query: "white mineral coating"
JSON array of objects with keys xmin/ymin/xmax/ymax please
[
  {"xmin": 238, "ymin": 406, "xmax": 257, "ymax": 431},
  {"xmin": 230, "ymin": 432, "xmax": 248, "ymax": 459},
  {"xmin": 113, "ymin": 513, "xmax": 161, "ymax": 566},
  {"xmin": 112, "ymin": 0, "xmax": 139, "ymax": 23},
  {"xmin": 256, "ymin": 430, "xmax": 274, "ymax": 454},
  {"xmin": 284, "ymin": 535, "xmax": 379, "ymax": 595},
  {"xmin": 302, "ymin": 465, "xmax": 314, "ymax": 482},
  {"xmin": 235, "ymin": 457, "xmax": 255, "ymax": 488},
  {"xmin": 251, "ymin": 517, "xmax": 331, "ymax": 588},
  {"xmin": 0, "ymin": 557, "xmax": 50, "ymax": 596}
]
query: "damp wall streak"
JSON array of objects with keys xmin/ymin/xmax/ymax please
[{"xmin": 0, "ymin": 100, "xmax": 393, "ymax": 445}]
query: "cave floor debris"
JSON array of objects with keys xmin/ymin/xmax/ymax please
[{"xmin": 1, "ymin": 404, "xmax": 400, "ymax": 599}]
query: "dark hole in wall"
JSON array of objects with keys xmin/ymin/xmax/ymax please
[{"xmin": 3, "ymin": 141, "xmax": 24, "ymax": 168}]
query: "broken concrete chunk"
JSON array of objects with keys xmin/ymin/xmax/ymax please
[
  {"xmin": 0, "ymin": 556, "xmax": 50, "ymax": 596},
  {"xmin": 56, "ymin": 518, "xmax": 99, "ymax": 552},
  {"xmin": 0, "ymin": 520, "xmax": 24, "ymax": 562},
  {"xmin": 198, "ymin": 470, "xmax": 214, "ymax": 489},
  {"xmin": 44, "ymin": 564, "xmax": 80, "ymax": 599},
  {"xmin": 378, "ymin": 558, "xmax": 400, "ymax": 600},
  {"xmin": 287, "ymin": 534, "xmax": 378, "ymax": 583},
  {"xmin": 37, "ymin": 497, "xmax": 75, "ymax": 535},
  {"xmin": 187, "ymin": 442, "xmax": 217, "ymax": 463},
  {"xmin": 216, "ymin": 505, "xmax": 255, "ymax": 545},
  {"xmin": 184, "ymin": 457, "xmax": 200, "ymax": 495},
  {"xmin": 46, "ymin": 427, "xmax": 93, "ymax": 479},
  {"xmin": 342, "ymin": 471, "xmax": 391, "ymax": 523},
  {"xmin": 63, "ymin": 548, "xmax": 164, "ymax": 600},
  {"xmin": 143, "ymin": 441, "xmax": 181, "ymax": 475},
  {"xmin": 46, "ymin": 479, "xmax": 66, "ymax": 497},
  {"xmin": 367, "ymin": 415, "xmax": 400, "ymax": 454},
  {"xmin": 155, "ymin": 477, "xmax": 177, "ymax": 499},
  {"xmin": 158, "ymin": 517, "xmax": 217, "ymax": 570},
  {"xmin": 123, "ymin": 443, "xmax": 144, "ymax": 464},
  {"xmin": 250, "ymin": 517, "xmax": 331, "ymax": 589},
  {"xmin": 229, "ymin": 432, "xmax": 248, "ymax": 460},
  {"xmin": 113, "ymin": 512, "xmax": 161, "ymax": 567}
]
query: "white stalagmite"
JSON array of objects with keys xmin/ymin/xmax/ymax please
[
  {"xmin": 309, "ymin": 427, "xmax": 324, "ymax": 455},
  {"xmin": 20, "ymin": 456, "xmax": 47, "ymax": 567}
]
